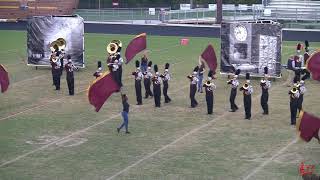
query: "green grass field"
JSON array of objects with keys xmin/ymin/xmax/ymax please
[{"xmin": 0, "ymin": 30, "xmax": 319, "ymax": 180}]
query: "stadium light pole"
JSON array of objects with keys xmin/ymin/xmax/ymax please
[{"xmin": 216, "ymin": 0, "xmax": 222, "ymax": 24}]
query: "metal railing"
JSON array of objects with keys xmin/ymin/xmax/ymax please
[
  {"xmin": 163, "ymin": 5, "xmax": 263, "ymax": 23},
  {"xmin": 261, "ymin": 7, "xmax": 320, "ymax": 22},
  {"xmin": 75, "ymin": 5, "xmax": 320, "ymax": 24},
  {"xmin": 75, "ymin": 8, "xmax": 169, "ymax": 23}
]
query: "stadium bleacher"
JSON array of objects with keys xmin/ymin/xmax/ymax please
[
  {"xmin": 0, "ymin": 0, "xmax": 79, "ymax": 20},
  {"xmin": 263, "ymin": 0, "xmax": 320, "ymax": 21}
]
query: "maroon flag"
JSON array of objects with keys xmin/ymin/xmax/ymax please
[
  {"xmin": 200, "ymin": 44, "xmax": 217, "ymax": 74},
  {"xmin": 88, "ymin": 71, "xmax": 120, "ymax": 112},
  {"xmin": 0, "ymin": 64, "xmax": 9, "ymax": 93},
  {"xmin": 306, "ymin": 51, "xmax": 320, "ymax": 81},
  {"xmin": 296, "ymin": 111, "xmax": 320, "ymax": 143},
  {"xmin": 125, "ymin": 33, "xmax": 147, "ymax": 64}
]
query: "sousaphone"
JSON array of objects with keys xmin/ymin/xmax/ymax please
[
  {"xmin": 107, "ymin": 42, "xmax": 118, "ymax": 55},
  {"xmin": 56, "ymin": 38, "xmax": 66, "ymax": 50},
  {"xmin": 50, "ymin": 41, "xmax": 60, "ymax": 52},
  {"xmin": 111, "ymin": 40, "xmax": 122, "ymax": 48}
]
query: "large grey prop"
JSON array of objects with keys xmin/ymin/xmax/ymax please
[
  {"xmin": 27, "ymin": 15, "xmax": 85, "ymax": 68},
  {"xmin": 220, "ymin": 21, "xmax": 282, "ymax": 77}
]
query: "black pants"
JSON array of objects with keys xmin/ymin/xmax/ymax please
[
  {"xmin": 261, "ymin": 92, "xmax": 269, "ymax": 114},
  {"xmin": 163, "ymin": 81, "xmax": 171, "ymax": 103},
  {"xmin": 290, "ymin": 100, "xmax": 298, "ymax": 125},
  {"xmin": 51, "ymin": 69, "xmax": 55, "ymax": 85},
  {"xmin": 112, "ymin": 71, "xmax": 121, "ymax": 87},
  {"xmin": 230, "ymin": 88, "xmax": 238, "ymax": 111},
  {"xmin": 66, "ymin": 75, "xmax": 74, "ymax": 95},
  {"xmin": 118, "ymin": 66, "xmax": 123, "ymax": 87},
  {"xmin": 135, "ymin": 80, "xmax": 142, "ymax": 104},
  {"xmin": 244, "ymin": 95, "xmax": 251, "ymax": 119},
  {"xmin": 153, "ymin": 84, "xmax": 161, "ymax": 107},
  {"xmin": 144, "ymin": 79, "xmax": 153, "ymax": 98},
  {"xmin": 297, "ymin": 94, "xmax": 303, "ymax": 113},
  {"xmin": 206, "ymin": 92, "xmax": 213, "ymax": 114},
  {"xmin": 53, "ymin": 70, "xmax": 61, "ymax": 90},
  {"xmin": 190, "ymin": 84, "xmax": 198, "ymax": 107}
]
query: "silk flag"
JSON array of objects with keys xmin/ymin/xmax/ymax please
[
  {"xmin": 125, "ymin": 33, "xmax": 147, "ymax": 64},
  {"xmin": 88, "ymin": 71, "xmax": 120, "ymax": 112},
  {"xmin": 296, "ymin": 111, "xmax": 320, "ymax": 143},
  {"xmin": 0, "ymin": 64, "xmax": 9, "ymax": 93},
  {"xmin": 200, "ymin": 44, "xmax": 218, "ymax": 74},
  {"xmin": 306, "ymin": 51, "xmax": 320, "ymax": 81}
]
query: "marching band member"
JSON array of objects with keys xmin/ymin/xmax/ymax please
[
  {"xmin": 50, "ymin": 45, "xmax": 57, "ymax": 85},
  {"xmin": 143, "ymin": 61, "xmax": 153, "ymax": 98},
  {"xmin": 93, "ymin": 61, "xmax": 102, "ymax": 79},
  {"xmin": 298, "ymin": 76, "xmax": 307, "ymax": 114},
  {"xmin": 152, "ymin": 64, "xmax": 162, "ymax": 107},
  {"xmin": 286, "ymin": 44, "xmax": 304, "ymax": 87},
  {"xmin": 50, "ymin": 52, "xmax": 56, "ymax": 86},
  {"xmin": 113, "ymin": 40, "xmax": 123, "ymax": 87},
  {"xmin": 117, "ymin": 54, "xmax": 124, "ymax": 87},
  {"xmin": 108, "ymin": 59, "xmax": 121, "ymax": 88},
  {"xmin": 50, "ymin": 54, "xmax": 61, "ymax": 90},
  {"xmin": 197, "ymin": 61, "xmax": 205, "ymax": 93},
  {"xmin": 161, "ymin": 63, "xmax": 171, "ymax": 103},
  {"xmin": 187, "ymin": 66, "xmax": 199, "ymax": 108},
  {"xmin": 59, "ymin": 50, "xmax": 64, "ymax": 76},
  {"xmin": 289, "ymin": 82, "xmax": 300, "ymax": 125},
  {"xmin": 203, "ymin": 70, "xmax": 216, "ymax": 114},
  {"xmin": 132, "ymin": 60, "xmax": 143, "ymax": 105},
  {"xmin": 227, "ymin": 69, "xmax": 240, "ymax": 112},
  {"xmin": 240, "ymin": 73, "xmax": 253, "ymax": 120},
  {"xmin": 304, "ymin": 40, "xmax": 310, "ymax": 64},
  {"xmin": 64, "ymin": 55, "xmax": 76, "ymax": 95},
  {"xmin": 260, "ymin": 67, "xmax": 271, "ymax": 115}
]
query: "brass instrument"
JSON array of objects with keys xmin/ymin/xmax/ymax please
[
  {"xmin": 56, "ymin": 38, "xmax": 66, "ymax": 50},
  {"xmin": 50, "ymin": 38, "xmax": 67, "ymax": 63},
  {"xmin": 111, "ymin": 40, "xmax": 122, "ymax": 48},
  {"xmin": 50, "ymin": 38, "xmax": 66, "ymax": 52},
  {"xmin": 107, "ymin": 42, "xmax": 118, "ymax": 55}
]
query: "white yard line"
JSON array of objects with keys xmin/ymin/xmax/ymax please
[
  {"xmin": 105, "ymin": 109, "xmax": 231, "ymax": 180},
  {"xmin": 0, "ymin": 84, "xmax": 188, "ymax": 168},
  {"xmin": 11, "ymin": 74, "xmax": 47, "ymax": 87},
  {"xmin": 242, "ymin": 138, "xmax": 299, "ymax": 180},
  {"xmin": 0, "ymin": 60, "xmax": 183, "ymax": 122},
  {"xmin": 0, "ymin": 88, "xmax": 87, "ymax": 122},
  {"xmin": 104, "ymin": 77, "xmax": 290, "ymax": 179}
]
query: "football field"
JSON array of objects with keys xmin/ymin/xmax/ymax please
[{"xmin": 0, "ymin": 30, "xmax": 319, "ymax": 180}]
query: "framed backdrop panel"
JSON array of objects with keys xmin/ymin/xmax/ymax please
[
  {"xmin": 27, "ymin": 15, "xmax": 85, "ymax": 67},
  {"xmin": 220, "ymin": 21, "xmax": 282, "ymax": 77}
]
